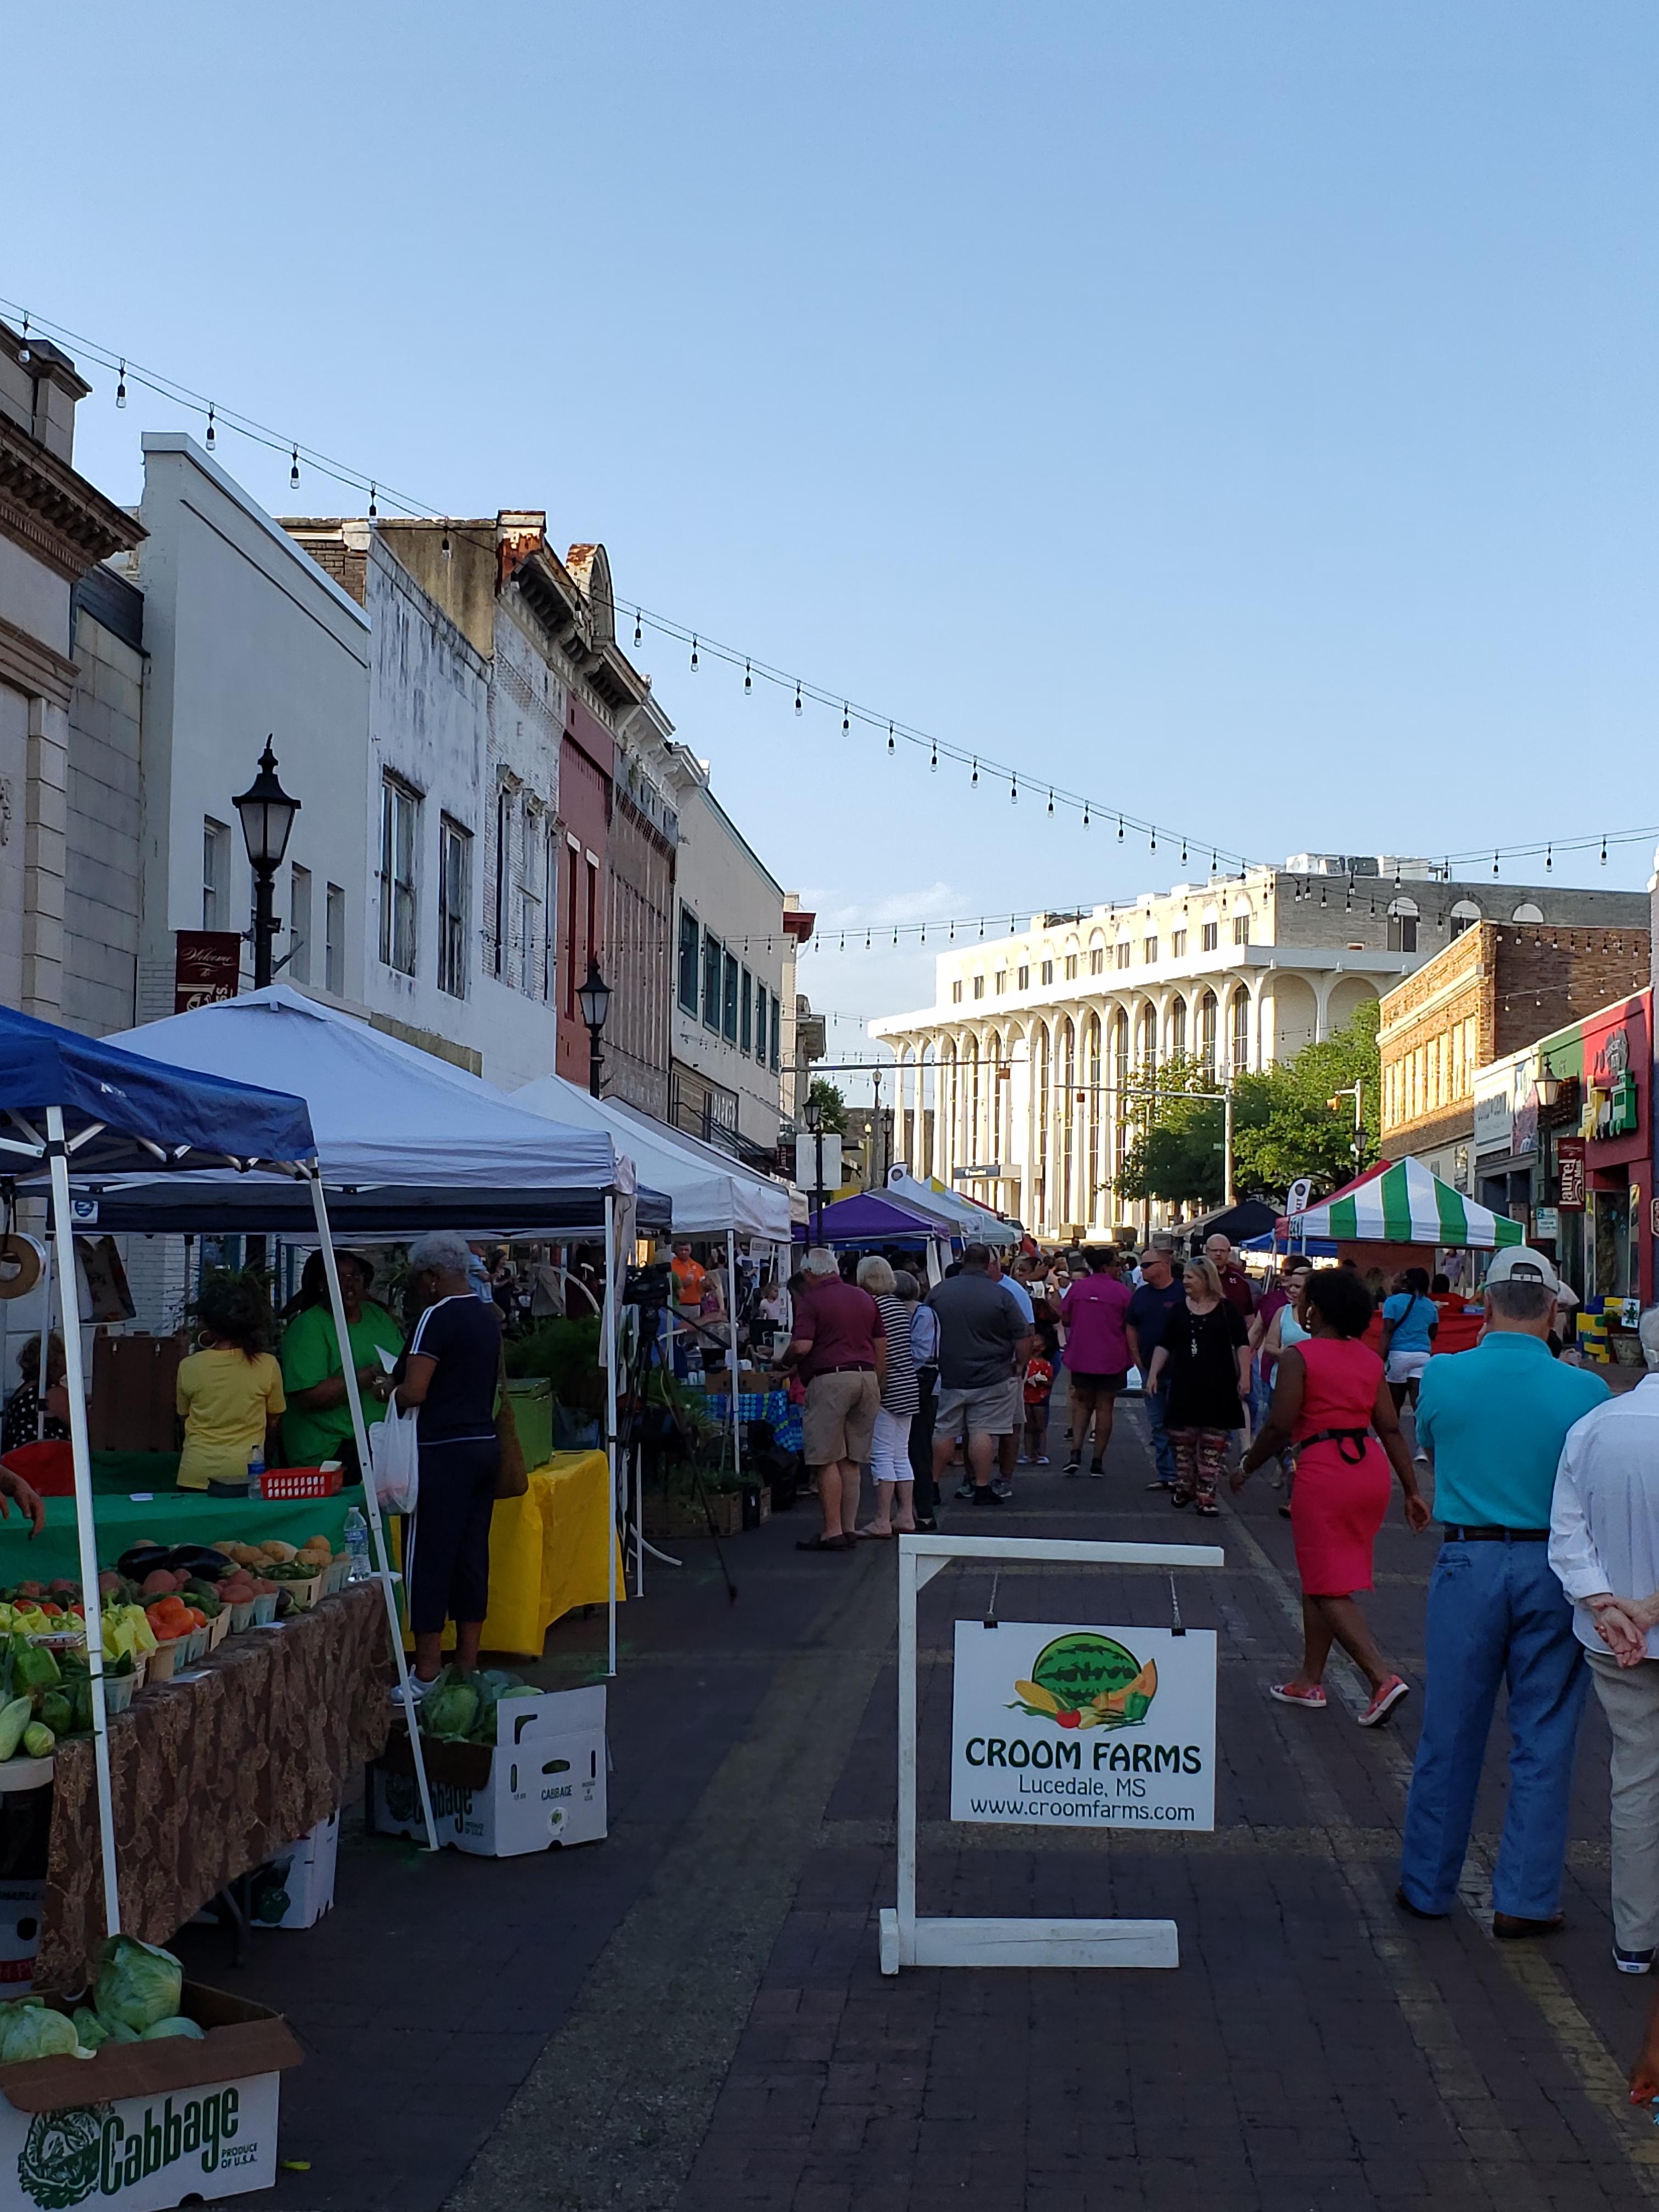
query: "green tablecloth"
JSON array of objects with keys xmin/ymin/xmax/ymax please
[{"xmin": 0, "ymin": 1488, "xmax": 360, "ymax": 1585}]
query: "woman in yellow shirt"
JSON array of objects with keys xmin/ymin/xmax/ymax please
[{"xmin": 176, "ymin": 1283, "xmax": 285, "ymax": 1493}]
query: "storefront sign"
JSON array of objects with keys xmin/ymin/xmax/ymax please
[
  {"xmin": 1534, "ymin": 1206, "xmax": 1559, "ymax": 1241},
  {"xmin": 1474, "ymin": 1062, "xmax": 1514, "ymax": 1155},
  {"xmin": 173, "ymin": 931, "xmax": 241, "ymax": 1014},
  {"xmin": 951, "ymin": 1620, "xmax": 1216, "ymax": 1831},
  {"xmin": 1558, "ymin": 1137, "xmax": 1586, "ymax": 1210}
]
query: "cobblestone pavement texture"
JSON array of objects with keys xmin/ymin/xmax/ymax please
[{"xmin": 193, "ymin": 1392, "xmax": 1659, "ymax": 2211}]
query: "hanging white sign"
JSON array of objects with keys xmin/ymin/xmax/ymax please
[{"xmin": 950, "ymin": 1620, "xmax": 1217, "ymax": 1832}]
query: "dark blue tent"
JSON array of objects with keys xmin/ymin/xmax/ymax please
[{"xmin": 0, "ymin": 1002, "xmax": 315, "ymax": 1173}]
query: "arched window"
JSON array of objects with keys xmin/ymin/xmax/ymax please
[
  {"xmin": 1111, "ymin": 1006, "xmax": 1130, "ymax": 1086},
  {"xmin": 1086, "ymin": 1012, "xmax": 1102, "ymax": 1223},
  {"xmin": 966, "ymin": 1035, "xmax": 981, "ymax": 1162},
  {"xmin": 1168, "ymin": 997, "xmax": 1187, "ymax": 1058},
  {"xmin": 1449, "ymin": 900, "xmax": 1481, "ymax": 939},
  {"xmin": 988, "ymin": 1032, "xmax": 1003, "ymax": 1155},
  {"xmin": 1198, "ymin": 989, "xmax": 1218, "ymax": 1072},
  {"xmin": 1511, "ymin": 902, "xmax": 1544, "ymax": 924},
  {"xmin": 1060, "ymin": 1017, "xmax": 1077, "ymax": 1222},
  {"xmin": 1387, "ymin": 896, "xmax": 1419, "ymax": 954},
  {"xmin": 1231, "ymin": 987, "xmax": 1251, "ymax": 1071}
]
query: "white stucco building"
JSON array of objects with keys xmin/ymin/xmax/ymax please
[{"xmin": 871, "ymin": 855, "xmax": 1609, "ymax": 1238}]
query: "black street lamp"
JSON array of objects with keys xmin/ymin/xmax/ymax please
[
  {"xmin": 232, "ymin": 738, "xmax": 301, "ymax": 989},
  {"xmin": 803, "ymin": 1091, "xmax": 827, "ymax": 1243},
  {"xmin": 578, "ymin": 957, "xmax": 612, "ymax": 1098}
]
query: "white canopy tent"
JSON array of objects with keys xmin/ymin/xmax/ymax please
[
  {"xmin": 884, "ymin": 1167, "xmax": 1022, "ymax": 1247},
  {"xmin": 103, "ymin": 988, "xmax": 646, "ymax": 1676}
]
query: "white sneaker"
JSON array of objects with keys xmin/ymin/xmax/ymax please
[
  {"xmin": 1413, "ymin": 1448, "xmax": 1429, "ymax": 1464},
  {"xmin": 391, "ymin": 1674, "xmax": 433, "ymax": 1709}
]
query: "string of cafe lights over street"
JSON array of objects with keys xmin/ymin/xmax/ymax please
[{"xmin": 5, "ymin": 294, "xmax": 1652, "ymax": 936}]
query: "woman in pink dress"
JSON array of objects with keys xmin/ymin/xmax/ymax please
[{"xmin": 1237, "ymin": 1266, "xmax": 1431, "ymax": 1725}]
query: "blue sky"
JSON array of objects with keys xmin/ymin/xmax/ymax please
[{"xmin": 9, "ymin": 2, "xmax": 1656, "ymax": 1098}]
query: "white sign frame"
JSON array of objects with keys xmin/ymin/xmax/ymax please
[{"xmin": 879, "ymin": 1532, "xmax": 1224, "ymax": 1977}]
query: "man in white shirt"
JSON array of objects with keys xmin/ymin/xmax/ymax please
[{"xmin": 1549, "ymin": 1321, "xmax": 1659, "ymax": 1974}]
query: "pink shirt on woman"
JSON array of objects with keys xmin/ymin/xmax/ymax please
[{"xmin": 1059, "ymin": 1274, "xmax": 1132, "ymax": 1375}]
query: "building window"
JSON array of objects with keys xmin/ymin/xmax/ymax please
[
  {"xmin": 1064, "ymin": 955, "xmax": 1078, "ymax": 981},
  {"xmin": 972, "ymin": 975, "xmax": 985, "ymax": 1001},
  {"xmin": 722, "ymin": 951, "xmax": 739, "ymax": 1042},
  {"xmin": 755, "ymin": 973, "xmax": 768, "ymax": 1062},
  {"xmin": 325, "ymin": 883, "xmax": 345, "ymax": 995},
  {"xmin": 703, "ymin": 931, "xmax": 723, "ymax": 1031},
  {"xmin": 1387, "ymin": 899, "xmax": 1419, "ymax": 954},
  {"xmin": 1232, "ymin": 913, "xmax": 1250, "ymax": 946},
  {"xmin": 1017, "ymin": 964, "xmax": 1030, "ymax": 990},
  {"xmin": 289, "ymin": 864, "xmax": 311, "ymax": 985},
  {"xmin": 1171, "ymin": 928, "xmax": 1187, "ymax": 958},
  {"xmin": 740, "ymin": 966, "xmax": 753, "ymax": 1052},
  {"xmin": 1115, "ymin": 942, "xmax": 1131, "ymax": 970},
  {"xmin": 517, "ymin": 884, "xmax": 540, "ymax": 995},
  {"xmin": 202, "ymin": 818, "xmax": 229, "ymax": 932},
  {"xmin": 952, "ymin": 980, "xmax": 963, "ymax": 1004},
  {"xmin": 1143, "ymin": 936, "xmax": 1158, "ymax": 964},
  {"xmin": 1202, "ymin": 921, "xmax": 1219, "ymax": 952},
  {"xmin": 493, "ymin": 787, "xmax": 511, "ymax": 979},
  {"xmin": 1041, "ymin": 960, "xmax": 1054, "ymax": 985},
  {"xmin": 678, "ymin": 906, "xmax": 699, "ymax": 1014},
  {"xmin": 563, "ymin": 844, "xmax": 580, "ymax": 1017},
  {"xmin": 1231, "ymin": 990, "xmax": 1250, "ymax": 1068},
  {"xmin": 1450, "ymin": 901, "xmax": 1480, "ymax": 939},
  {"xmin": 995, "ymin": 970, "xmax": 1007, "ymax": 994},
  {"xmin": 438, "ymin": 821, "xmax": 470, "ymax": 998},
  {"xmin": 1089, "ymin": 948, "xmax": 1103, "ymax": 976},
  {"xmin": 769, "ymin": 992, "xmax": 781, "ymax": 1072},
  {"xmin": 378, "ymin": 776, "xmax": 420, "ymax": 975}
]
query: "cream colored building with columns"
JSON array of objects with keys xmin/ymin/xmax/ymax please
[{"xmin": 871, "ymin": 856, "xmax": 1625, "ymax": 1239}]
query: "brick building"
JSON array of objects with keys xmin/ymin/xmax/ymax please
[{"xmin": 1379, "ymin": 919, "xmax": 1650, "ymax": 1205}]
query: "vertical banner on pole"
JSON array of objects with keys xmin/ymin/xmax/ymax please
[{"xmin": 603, "ymin": 1195, "xmax": 619, "ymax": 1679}]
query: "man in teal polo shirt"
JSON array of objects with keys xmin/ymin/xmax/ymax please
[{"xmin": 1398, "ymin": 1246, "xmax": 1611, "ymax": 1934}]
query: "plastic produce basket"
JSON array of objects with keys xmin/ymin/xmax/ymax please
[
  {"xmin": 204, "ymin": 1608, "xmax": 232, "ymax": 1652},
  {"xmin": 228, "ymin": 1598, "xmax": 256, "ymax": 1633},
  {"xmin": 259, "ymin": 1466, "xmax": 343, "ymax": 1500},
  {"xmin": 102, "ymin": 1672, "xmax": 138, "ymax": 1717},
  {"xmin": 251, "ymin": 1593, "xmax": 278, "ymax": 1627}
]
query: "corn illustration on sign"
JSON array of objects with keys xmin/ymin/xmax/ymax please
[{"xmin": 950, "ymin": 1621, "xmax": 1217, "ymax": 1830}]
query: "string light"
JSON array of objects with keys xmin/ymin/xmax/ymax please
[
  {"xmin": 1047, "ymin": 790, "xmax": 1055, "ymax": 816},
  {"xmin": 1118, "ymin": 817, "xmax": 1124, "ymax": 842},
  {"xmin": 368, "ymin": 483, "xmax": 377, "ymax": 518},
  {"xmin": 1601, "ymin": 835, "xmax": 1608, "ymax": 865},
  {"xmin": 115, "ymin": 361, "xmax": 126, "ymax": 408},
  {"xmin": 441, "ymin": 524, "xmax": 452, "ymax": 558},
  {"xmin": 744, "ymin": 661, "xmax": 752, "ymax": 693},
  {"xmin": 887, "ymin": 722, "xmax": 895, "ymax": 754},
  {"xmin": 690, "ymin": 635, "xmax": 699, "ymax": 670},
  {"xmin": 205, "ymin": 405, "xmax": 216, "ymax": 451},
  {"xmin": 842, "ymin": 703, "xmax": 850, "ymax": 733},
  {"xmin": 635, "ymin": 610, "xmax": 642, "ymax": 646},
  {"xmin": 289, "ymin": 445, "xmax": 300, "ymax": 490},
  {"xmin": 929, "ymin": 741, "xmax": 937, "ymax": 771},
  {"xmin": 1545, "ymin": 844, "xmax": 1552, "ymax": 871},
  {"xmin": 1009, "ymin": 773, "xmax": 1019, "ymax": 805},
  {"xmin": 794, "ymin": 682, "xmax": 803, "ymax": 715},
  {"xmin": 971, "ymin": 760, "xmax": 979, "ymax": 786},
  {"xmin": 15, "ymin": 319, "xmax": 29, "ymax": 367}
]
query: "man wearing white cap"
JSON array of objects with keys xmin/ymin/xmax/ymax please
[{"xmin": 1397, "ymin": 1246, "xmax": 1611, "ymax": 1936}]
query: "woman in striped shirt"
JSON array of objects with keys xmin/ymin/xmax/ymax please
[{"xmin": 855, "ymin": 1255, "xmax": 919, "ymax": 1538}]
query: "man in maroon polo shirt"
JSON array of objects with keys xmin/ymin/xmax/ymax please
[{"xmin": 786, "ymin": 1249, "xmax": 887, "ymax": 1553}]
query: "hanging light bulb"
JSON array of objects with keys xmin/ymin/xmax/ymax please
[
  {"xmin": 1009, "ymin": 774, "xmax": 1019, "ymax": 805},
  {"xmin": 841, "ymin": 702, "xmax": 849, "ymax": 732},
  {"xmin": 1149, "ymin": 829, "xmax": 1156, "ymax": 852},
  {"xmin": 920, "ymin": 923, "xmax": 927, "ymax": 944},
  {"xmin": 930, "ymin": 741, "xmax": 938, "ymax": 771},
  {"xmin": 1492, "ymin": 852, "xmax": 1499, "ymax": 877},
  {"xmin": 115, "ymin": 361, "xmax": 127, "ymax": 408},
  {"xmin": 1082, "ymin": 804, "xmax": 1090, "ymax": 828},
  {"xmin": 205, "ymin": 405, "xmax": 217, "ymax": 450},
  {"xmin": 690, "ymin": 636, "xmax": 699, "ymax": 670},
  {"xmin": 744, "ymin": 661, "xmax": 752, "ymax": 694},
  {"xmin": 1181, "ymin": 840, "xmax": 1187, "ymax": 866},
  {"xmin": 1320, "ymin": 884, "xmax": 1327, "ymax": 906},
  {"xmin": 1545, "ymin": 843, "xmax": 1552, "ymax": 871},
  {"xmin": 1117, "ymin": 816, "xmax": 1124, "ymax": 842},
  {"xmin": 1601, "ymin": 834, "xmax": 1609, "ymax": 865},
  {"xmin": 635, "ymin": 610, "xmax": 642, "ymax": 646},
  {"xmin": 794, "ymin": 681, "xmax": 803, "ymax": 715},
  {"xmin": 441, "ymin": 523, "xmax": 452, "ymax": 558},
  {"xmin": 1047, "ymin": 789, "xmax": 1054, "ymax": 815},
  {"xmin": 887, "ymin": 722, "xmax": 895, "ymax": 754},
  {"xmin": 290, "ymin": 445, "xmax": 300, "ymax": 490},
  {"xmin": 865, "ymin": 929, "xmax": 871, "ymax": 950},
  {"xmin": 15, "ymin": 319, "xmax": 29, "ymax": 366},
  {"xmin": 892, "ymin": 927, "xmax": 899, "ymax": 945},
  {"xmin": 839, "ymin": 932, "xmax": 845, "ymax": 951},
  {"xmin": 368, "ymin": 482, "xmax": 377, "ymax": 518},
  {"xmin": 971, "ymin": 760, "xmax": 979, "ymax": 786}
]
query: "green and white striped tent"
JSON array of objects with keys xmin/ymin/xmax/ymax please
[{"xmin": 1287, "ymin": 1155, "xmax": 1524, "ymax": 1249}]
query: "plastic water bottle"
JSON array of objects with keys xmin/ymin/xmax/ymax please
[
  {"xmin": 247, "ymin": 1448, "xmax": 264, "ymax": 1498},
  {"xmin": 343, "ymin": 1506, "xmax": 370, "ymax": 1583}
]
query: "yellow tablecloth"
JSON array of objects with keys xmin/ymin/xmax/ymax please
[{"xmin": 398, "ymin": 1451, "xmax": 622, "ymax": 1658}]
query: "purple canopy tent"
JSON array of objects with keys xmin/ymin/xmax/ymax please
[{"xmin": 795, "ymin": 1190, "xmax": 956, "ymax": 1246}]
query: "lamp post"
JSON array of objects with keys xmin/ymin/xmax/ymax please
[
  {"xmin": 803, "ymin": 1091, "xmax": 828, "ymax": 1244},
  {"xmin": 578, "ymin": 958, "xmax": 612, "ymax": 1099},
  {"xmin": 1327, "ymin": 1080, "xmax": 1366, "ymax": 1171},
  {"xmin": 232, "ymin": 739, "xmax": 301, "ymax": 989}
]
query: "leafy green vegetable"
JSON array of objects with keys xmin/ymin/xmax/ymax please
[
  {"xmin": 10, "ymin": 1638, "xmax": 60, "ymax": 1693},
  {"xmin": 36, "ymin": 1694, "xmax": 71, "ymax": 1739},
  {"xmin": 0, "ymin": 2005, "xmax": 81, "ymax": 2062},
  {"xmin": 70, "ymin": 2008, "xmax": 107, "ymax": 2051},
  {"xmin": 0, "ymin": 1697, "xmax": 33, "ymax": 1762},
  {"xmin": 93, "ymin": 1934, "xmax": 182, "ymax": 2034},
  {"xmin": 469, "ymin": 1672, "xmax": 538, "ymax": 1743},
  {"xmin": 139, "ymin": 2016, "xmax": 204, "ymax": 2041},
  {"xmin": 419, "ymin": 1667, "xmax": 480, "ymax": 1743}
]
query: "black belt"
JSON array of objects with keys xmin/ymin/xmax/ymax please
[
  {"xmin": 1302, "ymin": 1426, "xmax": 1371, "ymax": 1464},
  {"xmin": 1441, "ymin": 1525, "xmax": 1550, "ymax": 1543}
]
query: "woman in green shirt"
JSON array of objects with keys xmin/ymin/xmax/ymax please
[{"xmin": 280, "ymin": 1252, "xmax": 404, "ymax": 1473}]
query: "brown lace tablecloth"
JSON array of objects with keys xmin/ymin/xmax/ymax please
[{"xmin": 39, "ymin": 1583, "xmax": 394, "ymax": 1989}]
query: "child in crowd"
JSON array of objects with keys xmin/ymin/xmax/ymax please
[{"xmin": 1022, "ymin": 1325, "xmax": 1058, "ymax": 1466}]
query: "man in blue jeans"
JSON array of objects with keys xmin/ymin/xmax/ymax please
[
  {"xmin": 1127, "ymin": 1244, "xmax": 1184, "ymax": 1491},
  {"xmin": 1398, "ymin": 1246, "xmax": 1610, "ymax": 1936}
]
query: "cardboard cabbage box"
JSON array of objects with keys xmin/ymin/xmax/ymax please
[
  {"xmin": 0, "ymin": 1981, "xmax": 302, "ymax": 2211},
  {"xmin": 370, "ymin": 1684, "xmax": 606, "ymax": 1857}
]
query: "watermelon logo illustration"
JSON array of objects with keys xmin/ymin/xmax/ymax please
[
  {"xmin": 1011, "ymin": 1632, "xmax": 1158, "ymax": 1731},
  {"xmin": 18, "ymin": 2106, "xmax": 105, "ymax": 2210}
]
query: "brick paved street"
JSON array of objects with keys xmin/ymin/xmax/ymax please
[{"xmin": 199, "ymin": 1396, "xmax": 1659, "ymax": 2212}]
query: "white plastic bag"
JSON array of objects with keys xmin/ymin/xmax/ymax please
[{"xmin": 369, "ymin": 1401, "xmax": 420, "ymax": 1515}]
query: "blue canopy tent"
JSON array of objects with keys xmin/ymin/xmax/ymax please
[{"xmin": 0, "ymin": 1004, "xmax": 440, "ymax": 1934}]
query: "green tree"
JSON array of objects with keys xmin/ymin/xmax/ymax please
[
  {"xmin": 1112, "ymin": 1003, "xmax": 1381, "ymax": 1211},
  {"xmin": 807, "ymin": 1076, "xmax": 849, "ymax": 1134}
]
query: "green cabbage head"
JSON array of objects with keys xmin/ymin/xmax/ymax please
[{"xmin": 93, "ymin": 1934, "xmax": 182, "ymax": 2034}]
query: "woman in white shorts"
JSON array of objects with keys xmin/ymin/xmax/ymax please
[{"xmin": 1379, "ymin": 1266, "xmax": 1438, "ymax": 1424}]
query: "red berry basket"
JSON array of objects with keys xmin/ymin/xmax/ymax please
[{"xmin": 258, "ymin": 1466, "xmax": 343, "ymax": 1500}]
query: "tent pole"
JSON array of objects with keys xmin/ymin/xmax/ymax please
[
  {"xmin": 46, "ymin": 1106, "xmax": 120, "ymax": 1938},
  {"xmin": 306, "ymin": 1172, "xmax": 438, "ymax": 1853},
  {"xmin": 33, "ymin": 1228, "xmax": 53, "ymax": 1443},
  {"xmin": 726, "ymin": 1228, "xmax": 741, "ymax": 1482},
  {"xmin": 604, "ymin": 1195, "xmax": 618, "ymax": 1679}
]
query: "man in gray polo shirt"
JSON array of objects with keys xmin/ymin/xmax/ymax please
[{"xmin": 927, "ymin": 1243, "xmax": 1027, "ymax": 1508}]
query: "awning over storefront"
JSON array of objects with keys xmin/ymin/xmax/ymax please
[{"xmin": 1286, "ymin": 1155, "xmax": 1523, "ymax": 1249}]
